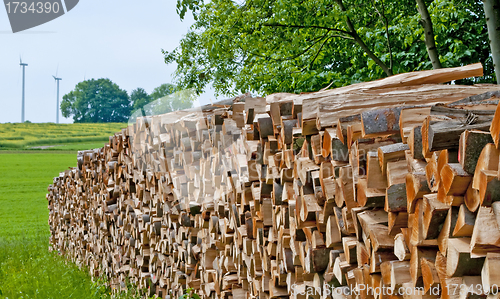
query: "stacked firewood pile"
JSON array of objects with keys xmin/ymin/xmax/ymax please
[{"xmin": 47, "ymin": 63, "xmax": 500, "ymax": 299}]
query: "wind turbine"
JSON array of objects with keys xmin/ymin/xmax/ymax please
[
  {"xmin": 20, "ymin": 57, "xmax": 28, "ymax": 123},
  {"xmin": 53, "ymin": 71, "xmax": 62, "ymax": 124}
]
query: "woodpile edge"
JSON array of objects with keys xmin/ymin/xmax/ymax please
[{"xmin": 47, "ymin": 63, "xmax": 500, "ymax": 299}]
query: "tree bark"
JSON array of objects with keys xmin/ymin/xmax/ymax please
[
  {"xmin": 415, "ymin": 0, "xmax": 441, "ymax": 69},
  {"xmin": 336, "ymin": 0, "xmax": 393, "ymax": 76},
  {"xmin": 483, "ymin": 0, "xmax": 500, "ymax": 84}
]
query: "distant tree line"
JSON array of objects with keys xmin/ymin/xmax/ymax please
[{"xmin": 61, "ymin": 79, "xmax": 194, "ymax": 123}]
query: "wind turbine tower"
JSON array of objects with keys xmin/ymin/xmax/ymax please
[
  {"xmin": 20, "ymin": 58, "xmax": 28, "ymax": 122},
  {"xmin": 53, "ymin": 75, "xmax": 62, "ymax": 124}
]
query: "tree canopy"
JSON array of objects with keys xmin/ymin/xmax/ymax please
[
  {"xmin": 62, "ymin": 81, "xmax": 190, "ymax": 123},
  {"xmin": 131, "ymin": 87, "xmax": 151, "ymax": 113},
  {"xmin": 61, "ymin": 78, "xmax": 131, "ymax": 123},
  {"xmin": 150, "ymin": 83, "xmax": 177, "ymax": 102},
  {"xmin": 166, "ymin": 0, "xmax": 495, "ymax": 96}
]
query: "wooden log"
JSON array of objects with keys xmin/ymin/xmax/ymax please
[
  {"xmin": 409, "ymin": 125, "xmax": 425, "ymax": 160},
  {"xmin": 347, "ymin": 121, "xmax": 363, "ymax": 147},
  {"xmin": 338, "ymin": 166, "xmax": 358, "ymax": 211},
  {"xmin": 394, "ymin": 233, "xmax": 410, "ymax": 261},
  {"xmin": 473, "ymin": 144, "xmax": 500, "ymax": 189},
  {"xmin": 367, "ymin": 151, "xmax": 388, "ymax": 190},
  {"xmin": 302, "ymin": 118, "xmax": 319, "ymax": 136},
  {"xmin": 406, "ymin": 172, "xmax": 431, "ymax": 213},
  {"xmin": 479, "ymin": 170, "xmax": 500, "ymax": 207},
  {"xmin": 326, "ymin": 215, "xmax": 341, "ymax": 248},
  {"xmin": 357, "ymin": 178, "xmax": 385, "ymax": 208},
  {"xmin": 421, "ymin": 257, "xmax": 440, "ymax": 294},
  {"xmin": 437, "ymin": 206, "xmax": 460, "ymax": 255},
  {"xmin": 482, "ymin": 253, "xmax": 500, "ymax": 295},
  {"xmin": 255, "ymin": 113, "xmax": 274, "ymax": 138},
  {"xmin": 406, "ymin": 149, "xmax": 427, "ymax": 173},
  {"xmin": 465, "ymin": 143, "xmax": 500, "ymax": 211},
  {"xmin": 422, "ymin": 194, "xmax": 450, "ymax": 240},
  {"xmin": 410, "ymin": 247, "xmax": 437, "ymax": 288},
  {"xmin": 378, "ymin": 143, "xmax": 410, "ymax": 175},
  {"xmin": 493, "ymin": 201, "xmax": 500, "ymax": 228},
  {"xmin": 343, "ymin": 237, "xmax": 358, "ymax": 264},
  {"xmin": 400, "ymin": 106, "xmax": 431, "ymax": 144},
  {"xmin": 459, "ymin": 130, "xmax": 493, "ymax": 174},
  {"xmin": 370, "ymin": 223, "xmax": 395, "ymax": 252},
  {"xmin": 310, "ymin": 133, "xmax": 326, "ymax": 164},
  {"xmin": 490, "ymin": 100, "xmax": 500, "ymax": 148},
  {"xmin": 386, "ymin": 160, "xmax": 409, "ymax": 212},
  {"xmin": 470, "ymin": 206, "xmax": 500, "ymax": 257},
  {"xmin": 388, "ymin": 211, "xmax": 408, "ymax": 236},
  {"xmin": 447, "ymin": 238, "xmax": 484, "ymax": 277},
  {"xmin": 327, "ymin": 128, "xmax": 350, "ymax": 162},
  {"xmin": 423, "ymin": 118, "xmax": 492, "ymax": 153},
  {"xmin": 441, "ymin": 163, "xmax": 472, "ymax": 197},
  {"xmin": 281, "ymin": 119, "xmax": 297, "ymax": 145},
  {"xmin": 362, "ymin": 107, "xmax": 404, "ymax": 138},
  {"xmin": 452, "ymin": 204, "xmax": 475, "ymax": 237},
  {"xmin": 410, "ymin": 197, "xmax": 440, "ymax": 247},
  {"xmin": 425, "ymin": 151, "xmax": 440, "ymax": 192},
  {"xmin": 391, "ymin": 261, "xmax": 412, "ymax": 291},
  {"xmin": 337, "ymin": 114, "xmax": 361, "ymax": 145},
  {"xmin": 457, "ymin": 276, "xmax": 487, "ymax": 298}
]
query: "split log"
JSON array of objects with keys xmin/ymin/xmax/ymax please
[
  {"xmin": 490, "ymin": 100, "xmax": 500, "ymax": 148},
  {"xmin": 452, "ymin": 204, "xmax": 475, "ymax": 237},
  {"xmin": 394, "ymin": 233, "xmax": 410, "ymax": 261},
  {"xmin": 466, "ymin": 143, "xmax": 500, "ymax": 211},
  {"xmin": 386, "ymin": 160, "xmax": 409, "ymax": 212},
  {"xmin": 378, "ymin": 143, "xmax": 410, "ymax": 175},
  {"xmin": 470, "ymin": 206, "xmax": 500, "ymax": 257},
  {"xmin": 400, "ymin": 106, "xmax": 431, "ymax": 144},
  {"xmin": 482, "ymin": 253, "xmax": 500, "ymax": 294},
  {"xmin": 447, "ymin": 238, "xmax": 484, "ymax": 277},
  {"xmin": 459, "ymin": 130, "xmax": 493, "ymax": 174}
]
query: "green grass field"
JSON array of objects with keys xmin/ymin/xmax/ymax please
[
  {"xmin": 0, "ymin": 123, "xmax": 125, "ymax": 150},
  {"xmin": 0, "ymin": 123, "xmax": 149, "ymax": 298},
  {"xmin": 0, "ymin": 153, "xmax": 114, "ymax": 298}
]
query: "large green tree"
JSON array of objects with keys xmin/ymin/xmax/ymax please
[
  {"xmin": 61, "ymin": 78, "xmax": 131, "ymax": 123},
  {"xmin": 150, "ymin": 83, "xmax": 177, "ymax": 101},
  {"xmin": 131, "ymin": 87, "xmax": 151, "ymax": 113},
  {"xmin": 167, "ymin": 0, "xmax": 494, "ymax": 96}
]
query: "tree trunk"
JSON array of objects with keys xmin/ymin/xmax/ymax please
[
  {"xmin": 415, "ymin": 0, "xmax": 441, "ymax": 69},
  {"xmin": 336, "ymin": 0, "xmax": 393, "ymax": 77},
  {"xmin": 483, "ymin": 0, "xmax": 500, "ymax": 84}
]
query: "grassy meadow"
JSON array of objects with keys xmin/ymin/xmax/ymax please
[
  {"xmin": 0, "ymin": 123, "xmax": 147, "ymax": 298},
  {"xmin": 0, "ymin": 122, "xmax": 125, "ymax": 150}
]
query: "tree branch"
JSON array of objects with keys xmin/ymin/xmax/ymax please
[
  {"xmin": 416, "ymin": 0, "xmax": 442, "ymax": 69},
  {"xmin": 239, "ymin": 32, "xmax": 353, "ymax": 63},
  {"xmin": 372, "ymin": 0, "xmax": 393, "ymax": 72},
  {"xmin": 336, "ymin": 0, "xmax": 393, "ymax": 76},
  {"xmin": 263, "ymin": 23, "xmax": 352, "ymax": 35},
  {"xmin": 306, "ymin": 35, "xmax": 353, "ymax": 71}
]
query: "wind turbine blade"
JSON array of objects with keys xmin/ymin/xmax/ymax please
[
  {"xmin": 53, "ymin": 75, "xmax": 56, "ymax": 80},
  {"xmin": 56, "ymin": 64, "xmax": 59, "ymax": 77}
]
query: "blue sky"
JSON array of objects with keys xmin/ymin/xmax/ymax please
[{"xmin": 0, "ymin": 1, "xmax": 215, "ymax": 123}]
